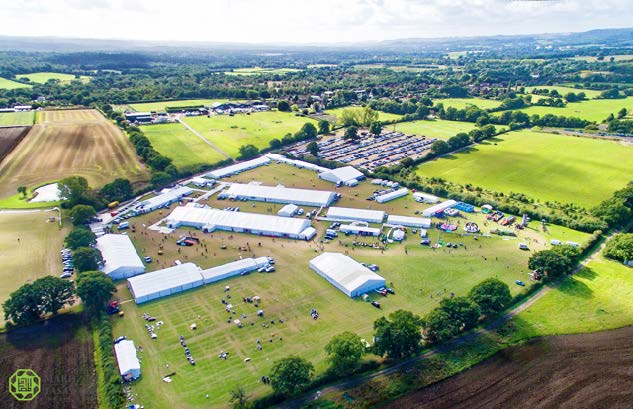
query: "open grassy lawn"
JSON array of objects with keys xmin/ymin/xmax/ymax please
[
  {"xmin": 0, "ymin": 111, "xmax": 34, "ymax": 126},
  {"xmin": 141, "ymin": 123, "xmax": 226, "ymax": 167},
  {"xmin": 182, "ymin": 111, "xmax": 317, "ymax": 158},
  {"xmin": 416, "ymin": 130, "xmax": 633, "ymax": 208},
  {"xmin": 0, "ymin": 77, "xmax": 31, "ymax": 90},
  {"xmin": 393, "ymin": 119, "xmax": 478, "ymax": 140},
  {"xmin": 0, "ymin": 210, "xmax": 67, "ymax": 316},
  {"xmin": 526, "ymin": 85, "xmax": 603, "ymax": 99},
  {"xmin": 224, "ymin": 67, "xmax": 302, "ymax": 76},
  {"xmin": 571, "ymin": 54, "xmax": 633, "ymax": 62},
  {"xmin": 325, "ymin": 107, "xmax": 403, "ymax": 124},
  {"xmin": 433, "ymin": 98, "xmax": 503, "ymax": 110},
  {"xmin": 508, "ymin": 255, "xmax": 633, "ymax": 341},
  {"xmin": 129, "ymin": 99, "xmax": 237, "ymax": 112},
  {"xmin": 16, "ymin": 72, "xmax": 91, "ymax": 84},
  {"xmin": 109, "ymin": 162, "xmax": 590, "ymax": 409},
  {"xmin": 499, "ymin": 96, "xmax": 633, "ymax": 122}
]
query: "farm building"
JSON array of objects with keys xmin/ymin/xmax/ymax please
[
  {"xmin": 375, "ymin": 188, "xmax": 409, "ymax": 203},
  {"xmin": 125, "ymin": 112, "xmax": 153, "ymax": 124},
  {"xmin": 206, "ymin": 156, "xmax": 271, "ymax": 179},
  {"xmin": 165, "ymin": 206, "xmax": 316, "ymax": 240},
  {"xmin": 265, "ymin": 153, "xmax": 329, "ymax": 173},
  {"xmin": 127, "ymin": 262, "xmax": 204, "ymax": 304},
  {"xmin": 413, "ymin": 192, "xmax": 440, "ymax": 204},
  {"xmin": 135, "ymin": 185, "xmax": 193, "ymax": 213},
  {"xmin": 200, "ymin": 257, "xmax": 270, "ymax": 284},
  {"xmin": 386, "ymin": 215, "xmax": 432, "ymax": 228},
  {"xmin": 114, "ymin": 340, "xmax": 141, "ymax": 380},
  {"xmin": 326, "ymin": 206, "xmax": 385, "ymax": 224},
  {"xmin": 319, "ymin": 166, "xmax": 364, "ymax": 186},
  {"xmin": 309, "ymin": 253, "xmax": 386, "ymax": 298},
  {"xmin": 219, "ymin": 183, "xmax": 337, "ymax": 207},
  {"xmin": 95, "ymin": 234, "xmax": 145, "ymax": 280},
  {"xmin": 278, "ymin": 204, "xmax": 298, "ymax": 217},
  {"xmin": 339, "ymin": 223, "xmax": 381, "ymax": 236},
  {"xmin": 422, "ymin": 199, "xmax": 458, "ymax": 217}
]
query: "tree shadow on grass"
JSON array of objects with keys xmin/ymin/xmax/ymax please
[
  {"xmin": 557, "ymin": 274, "xmax": 594, "ymax": 299},
  {"xmin": 575, "ymin": 266, "xmax": 597, "ymax": 281}
]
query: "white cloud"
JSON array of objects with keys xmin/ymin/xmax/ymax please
[{"xmin": 1, "ymin": 0, "xmax": 631, "ymax": 43}]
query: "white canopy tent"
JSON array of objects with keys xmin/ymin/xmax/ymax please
[
  {"xmin": 206, "ymin": 156, "xmax": 271, "ymax": 179},
  {"xmin": 135, "ymin": 185, "xmax": 193, "ymax": 213},
  {"xmin": 219, "ymin": 183, "xmax": 336, "ymax": 207},
  {"xmin": 200, "ymin": 257, "xmax": 270, "ymax": 284},
  {"xmin": 127, "ymin": 263, "xmax": 204, "ymax": 304},
  {"xmin": 386, "ymin": 215, "xmax": 432, "ymax": 228},
  {"xmin": 114, "ymin": 340, "xmax": 141, "ymax": 380},
  {"xmin": 375, "ymin": 188, "xmax": 409, "ymax": 203},
  {"xmin": 326, "ymin": 206, "xmax": 385, "ymax": 224},
  {"xmin": 319, "ymin": 166, "xmax": 364, "ymax": 186},
  {"xmin": 96, "ymin": 234, "xmax": 145, "ymax": 280},
  {"xmin": 309, "ymin": 253, "xmax": 386, "ymax": 298},
  {"xmin": 277, "ymin": 204, "xmax": 298, "ymax": 217},
  {"xmin": 422, "ymin": 200, "xmax": 458, "ymax": 217}
]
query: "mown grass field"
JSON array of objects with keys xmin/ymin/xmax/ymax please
[
  {"xmin": 0, "ymin": 77, "xmax": 31, "ymax": 90},
  {"xmin": 128, "ymin": 99, "xmax": 238, "ymax": 112},
  {"xmin": 16, "ymin": 72, "xmax": 91, "ymax": 84},
  {"xmin": 393, "ymin": 119, "xmax": 478, "ymax": 140},
  {"xmin": 499, "ymin": 96, "xmax": 633, "ymax": 122},
  {"xmin": 141, "ymin": 123, "xmax": 226, "ymax": 167},
  {"xmin": 0, "ymin": 109, "xmax": 149, "ymax": 199},
  {"xmin": 433, "ymin": 97, "xmax": 502, "ymax": 110},
  {"xmin": 182, "ymin": 111, "xmax": 317, "ymax": 158},
  {"xmin": 526, "ymin": 85, "xmax": 602, "ymax": 99},
  {"xmin": 0, "ymin": 111, "xmax": 34, "ymax": 126},
  {"xmin": 110, "ymin": 163, "xmax": 589, "ymax": 409},
  {"xmin": 325, "ymin": 106, "xmax": 403, "ymax": 124},
  {"xmin": 416, "ymin": 129, "xmax": 633, "ymax": 207}
]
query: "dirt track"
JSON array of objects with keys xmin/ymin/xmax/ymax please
[{"xmin": 384, "ymin": 326, "xmax": 633, "ymax": 409}]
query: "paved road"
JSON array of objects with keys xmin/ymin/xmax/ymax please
[
  {"xmin": 176, "ymin": 117, "xmax": 231, "ymax": 159},
  {"xmin": 279, "ymin": 231, "xmax": 616, "ymax": 408}
]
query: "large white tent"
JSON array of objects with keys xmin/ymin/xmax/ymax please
[
  {"xmin": 219, "ymin": 183, "xmax": 336, "ymax": 207},
  {"xmin": 326, "ymin": 206, "xmax": 385, "ymax": 224},
  {"xmin": 386, "ymin": 215, "xmax": 432, "ymax": 228},
  {"xmin": 200, "ymin": 257, "xmax": 269, "ymax": 284},
  {"xmin": 127, "ymin": 263, "xmax": 204, "ymax": 304},
  {"xmin": 206, "ymin": 156, "xmax": 271, "ymax": 179},
  {"xmin": 265, "ymin": 153, "xmax": 329, "ymax": 173},
  {"xmin": 422, "ymin": 199, "xmax": 457, "ymax": 217},
  {"xmin": 319, "ymin": 166, "xmax": 364, "ymax": 186},
  {"xmin": 309, "ymin": 253, "xmax": 386, "ymax": 298},
  {"xmin": 277, "ymin": 204, "xmax": 298, "ymax": 217},
  {"xmin": 96, "ymin": 234, "xmax": 145, "ymax": 280},
  {"xmin": 413, "ymin": 192, "xmax": 440, "ymax": 204},
  {"xmin": 375, "ymin": 188, "xmax": 408, "ymax": 203},
  {"xmin": 114, "ymin": 340, "xmax": 141, "ymax": 380},
  {"xmin": 135, "ymin": 185, "xmax": 193, "ymax": 213},
  {"xmin": 165, "ymin": 206, "xmax": 314, "ymax": 239}
]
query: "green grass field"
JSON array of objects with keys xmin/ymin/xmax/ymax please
[
  {"xmin": 128, "ymin": 99, "xmax": 237, "ymax": 112},
  {"xmin": 433, "ymin": 98, "xmax": 502, "ymax": 110},
  {"xmin": 0, "ymin": 111, "xmax": 34, "ymax": 126},
  {"xmin": 498, "ymin": 96, "xmax": 633, "ymax": 122},
  {"xmin": 140, "ymin": 123, "xmax": 226, "ymax": 167},
  {"xmin": 416, "ymin": 130, "xmax": 633, "ymax": 207},
  {"xmin": 393, "ymin": 119, "xmax": 478, "ymax": 140},
  {"xmin": 224, "ymin": 67, "xmax": 302, "ymax": 76},
  {"xmin": 0, "ymin": 77, "xmax": 31, "ymax": 90},
  {"xmin": 182, "ymin": 111, "xmax": 317, "ymax": 158},
  {"xmin": 571, "ymin": 54, "xmax": 633, "ymax": 62},
  {"xmin": 526, "ymin": 85, "xmax": 602, "ymax": 99},
  {"xmin": 324, "ymin": 107, "xmax": 403, "ymax": 124},
  {"xmin": 16, "ymin": 72, "xmax": 91, "ymax": 84}
]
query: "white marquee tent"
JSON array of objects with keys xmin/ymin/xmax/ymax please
[
  {"xmin": 206, "ymin": 156, "xmax": 271, "ymax": 179},
  {"xmin": 135, "ymin": 185, "xmax": 193, "ymax": 213},
  {"xmin": 96, "ymin": 234, "xmax": 146, "ymax": 280},
  {"xmin": 386, "ymin": 215, "xmax": 432, "ymax": 228},
  {"xmin": 114, "ymin": 340, "xmax": 141, "ymax": 380},
  {"xmin": 319, "ymin": 166, "xmax": 364, "ymax": 186},
  {"xmin": 219, "ymin": 183, "xmax": 336, "ymax": 207},
  {"xmin": 277, "ymin": 204, "xmax": 298, "ymax": 217},
  {"xmin": 326, "ymin": 206, "xmax": 385, "ymax": 224},
  {"xmin": 200, "ymin": 257, "xmax": 270, "ymax": 284},
  {"xmin": 375, "ymin": 188, "xmax": 408, "ymax": 203},
  {"xmin": 309, "ymin": 253, "xmax": 386, "ymax": 298},
  {"xmin": 127, "ymin": 263, "xmax": 204, "ymax": 304},
  {"xmin": 422, "ymin": 200, "xmax": 458, "ymax": 217}
]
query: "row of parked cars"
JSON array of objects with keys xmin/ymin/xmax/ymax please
[{"xmin": 60, "ymin": 248, "xmax": 74, "ymax": 279}]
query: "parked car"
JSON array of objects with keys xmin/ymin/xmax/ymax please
[
  {"xmin": 60, "ymin": 272, "xmax": 72, "ymax": 279},
  {"xmin": 265, "ymin": 266, "xmax": 275, "ymax": 273},
  {"xmin": 386, "ymin": 288, "xmax": 395, "ymax": 295},
  {"xmin": 371, "ymin": 301, "xmax": 381, "ymax": 309},
  {"xmin": 515, "ymin": 280, "xmax": 525, "ymax": 286},
  {"xmin": 144, "ymin": 256, "xmax": 153, "ymax": 263}
]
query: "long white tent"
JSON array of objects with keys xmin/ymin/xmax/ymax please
[
  {"xmin": 127, "ymin": 263, "xmax": 204, "ymax": 304},
  {"xmin": 309, "ymin": 253, "xmax": 386, "ymax": 298},
  {"xmin": 386, "ymin": 215, "xmax": 432, "ymax": 228},
  {"xmin": 219, "ymin": 183, "xmax": 336, "ymax": 207},
  {"xmin": 165, "ymin": 206, "xmax": 316, "ymax": 240},
  {"xmin": 413, "ymin": 192, "xmax": 440, "ymax": 204},
  {"xmin": 265, "ymin": 153, "xmax": 329, "ymax": 173},
  {"xmin": 135, "ymin": 185, "xmax": 193, "ymax": 213},
  {"xmin": 96, "ymin": 234, "xmax": 145, "ymax": 280},
  {"xmin": 326, "ymin": 206, "xmax": 385, "ymax": 224},
  {"xmin": 206, "ymin": 156, "xmax": 271, "ymax": 179},
  {"xmin": 375, "ymin": 188, "xmax": 408, "ymax": 203},
  {"xmin": 114, "ymin": 340, "xmax": 141, "ymax": 380},
  {"xmin": 422, "ymin": 199, "xmax": 458, "ymax": 217},
  {"xmin": 200, "ymin": 257, "xmax": 270, "ymax": 284}
]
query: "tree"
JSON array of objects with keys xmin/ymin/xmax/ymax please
[
  {"xmin": 603, "ymin": 233, "xmax": 633, "ymax": 262},
  {"xmin": 430, "ymin": 140, "xmax": 450, "ymax": 156},
  {"xmin": 592, "ymin": 198, "xmax": 631, "ymax": 227},
  {"xmin": 617, "ymin": 107, "xmax": 628, "ymax": 119},
  {"xmin": 325, "ymin": 331, "xmax": 365, "ymax": 376},
  {"xmin": 33, "ymin": 276, "xmax": 76, "ymax": 316},
  {"xmin": 317, "ymin": 120, "xmax": 330, "ymax": 135},
  {"xmin": 269, "ymin": 138, "xmax": 282, "ymax": 149},
  {"xmin": 343, "ymin": 126, "xmax": 359, "ymax": 141},
  {"xmin": 360, "ymin": 106, "xmax": 379, "ymax": 127},
  {"xmin": 438, "ymin": 297, "xmax": 480, "ymax": 331},
  {"xmin": 229, "ymin": 385, "xmax": 251, "ymax": 409},
  {"xmin": 99, "ymin": 178, "xmax": 133, "ymax": 203},
  {"xmin": 373, "ymin": 309, "xmax": 423, "ymax": 359},
  {"xmin": 369, "ymin": 121, "xmax": 382, "ymax": 136},
  {"xmin": 340, "ymin": 109, "xmax": 361, "ymax": 127},
  {"xmin": 277, "ymin": 100, "xmax": 291, "ymax": 112},
  {"xmin": 269, "ymin": 356, "xmax": 314, "ymax": 397},
  {"xmin": 468, "ymin": 278, "xmax": 512, "ymax": 317},
  {"xmin": 17, "ymin": 186, "xmax": 27, "ymax": 198},
  {"xmin": 238, "ymin": 144, "xmax": 260, "ymax": 160},
  {"xmin": 68, "ymin": 204, "xmax": 96, "ymax": 225},
  {"xmin": 423, "ymin": 308, "xmax": 460, "ymax": 343},
  {"xmin": 300, "ymin": 122, "xmax": 317, "ymax": 140},
  {"xmin": 528, "ymin": 250, "xmax": 573, "ymax": 278},
  {"xmin": 306, "ymin": 141, "xmax": 319, "ymax": 157},
  {"xmin": 58, "ymin": 176, "xmax": 91, "ymax": 207},
  {"xmin": 73, "ymin": 247, "xmax": 103, "ymax": 273},
  {"xmin": 76, "ymin": 271, "xmax": 116, "ymax": 315},
  {"xmin": 150, "ymin": 171, "xmax": 172, "ymax": 187},
  {"xmin": 3, "ymin": 277, "xmax": 75, "ymax": 326},
  {"xmin": 65, "ymin": 226, "xmax": 96, "ymax": 250}
]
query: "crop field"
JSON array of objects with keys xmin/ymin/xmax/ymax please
[
  {"xmin": 0, "ymin": 127, "xmax": 29, "ymax": 164},
  {"xmin": 0, "ymin": 111, "xmax": 35, "ymax": 126},
  {"xmin": 526, "ymin": 85, "xmax": 602, "ymax": 99},
  {"xmin": 324, "ymin": 107, "xmax": 403, "ymax": 124},
  {"xmin": 0, "ymin": 77, "xmax": 31, "ymax": 90},
  {"xmin": 128, "ymin": 99, "xmax": 239, "ymax": 113},
  {"xmin": 433, "ymin": 97, "xmax": 503, "ymax": 110},
  {"xmin": 110, "ymin": 162, "xmax": 589, "ymax": 409},
  {"xmin": 223, "ymin": 67, "xmax": 302, "ymax": 76},
  {"xmin": 497, "ymin": 96, "xmax": 633, "ymax": 122},
  {"xmin": 0, "ymin": 314, "xmax": 97, "ymax": 408},
  {"xmin": 0, "ymin": 210, "xmax": 68, "ymax": 315},
  {"xmin": 182, "ymin": 111, "xmax": 317, "ymax": 158},
  {"xmin": 0, "ymin": 109, "xmax": 149, "ymax": 199},
  {"xmin": 141, "ymin": 123, "xmax": 226, "ymax": 167},
  {"xmin": 393, "ymin": 119, "xmax": 478, "ymax": 140},
  {"xmin": 16, "ymin": 72, "xmax": 91, "ymax": 84},
  {"xmin": 416, "ymin": 130, "xmax": 633, "ymax": 207}
]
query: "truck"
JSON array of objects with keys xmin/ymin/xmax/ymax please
[
  {"xmin": 107, "ymin": 201, "xmax": 120, "ymax": 209},
  {"xmin": 118, "ymin": 221, "xmax": 130, "ymax": 230}
]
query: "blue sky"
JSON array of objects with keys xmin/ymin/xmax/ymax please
[{"xmin": 3, "ymin": 0, "xmax": 631, "ymax": 43}]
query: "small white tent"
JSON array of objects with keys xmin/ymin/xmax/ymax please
[{"xmin": 114, "ymin": 340, "xmax": 141, "ymax": 380}]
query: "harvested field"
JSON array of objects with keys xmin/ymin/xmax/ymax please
[
  {"xmin": 0, "ymin": 109, "xmax": 149, "ymax": 198},
  {"xmin": 384, "ymin": 325, "xmax": 633, "ymax": 409},
  {"xmin": 0, "ymin": 314, "xmax": 98, "ymax": 409},
  {"xmin": 0, "ymin": 126, "xmax": 29, "ymax": 164}
]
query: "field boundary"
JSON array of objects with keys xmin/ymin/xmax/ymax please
[{"xmin": 0, "ymin": 126, "xmax": 30, "ymax": 165}]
